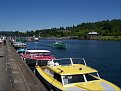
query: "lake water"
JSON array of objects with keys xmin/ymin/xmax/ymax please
[{"xmin": 26, "ymin": 39, "xmax": 121, "ymax": 88}]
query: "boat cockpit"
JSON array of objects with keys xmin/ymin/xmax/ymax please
[{"xmin": 42, "ymin": 58, "xmax": 100, "ymax": 86}]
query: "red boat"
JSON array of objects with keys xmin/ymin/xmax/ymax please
[{"xmin": 21, "ymin": 50, "xmax": 55, "ymax": 68}]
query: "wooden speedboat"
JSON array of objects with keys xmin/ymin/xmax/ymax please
[{"xmin": 35, "ymin": 58, "xmax": 121, "ymax": 91}]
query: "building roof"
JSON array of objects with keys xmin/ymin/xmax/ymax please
[{"xmin": 88, "ymin": 32, "xmax": 98, "ymax": 35}]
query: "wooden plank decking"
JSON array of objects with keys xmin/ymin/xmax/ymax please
[{"xmin": 0, "ymin": 42, "xmax": 47, "ymax": 91}]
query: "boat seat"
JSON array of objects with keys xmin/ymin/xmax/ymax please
[
  {"xmin": 47, "ymin": 61, "xmax": 54, "ymax": 66},
  {"xmin": 54, "ymin": 62, "xmax": 59, "ymax": 66},
  {"xmin": 63, "ymin": 78, "xmax": 68, "ymax": 85}
]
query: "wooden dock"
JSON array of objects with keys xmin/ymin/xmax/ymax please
[{"xmin": 0, "ymin": 42, "xmax": 47, "ymax": 91}]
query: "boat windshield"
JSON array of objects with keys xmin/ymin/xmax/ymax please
[
  {"xmin": 63, "ymin": 74, "xmax": 85, "ymax": 85},
  {"xmin": 41, "ymin": 52, "xmax": 51, "ymax": 56},
  {"xmin": 63, "ymin": 72, "xmax": 99, "ymax": 85},
  {"xmin": 72, "ymin": 58, "xmax": 86, "ymax": 65},
  {"xmin": 52, "ymin": 58, "xmax": 86, "ymax": 66},
  {"xmin": 38, "ymin": 60, "xmax": 49, "ymax": 66},
  {"xmin": 27, "ymin": 52, "xmax": 51, "ymax": 56},
  {"xmin": 53, "ymin": 58, "xmax": 72, "ymax": 66}
]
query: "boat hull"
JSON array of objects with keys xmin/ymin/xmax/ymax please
[
  {"xmin": 51, "ymin": 44, "xmax": 66, "ymax": 49},
  {"xmin": 25, "ymin": 58, "xmax": 36, "ymax": 67}
]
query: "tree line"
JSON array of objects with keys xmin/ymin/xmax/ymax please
[{"xmin": 6, "ymin": 19, "xmax": 121, "ymax": 37}]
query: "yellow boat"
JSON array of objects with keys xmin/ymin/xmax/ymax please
[{"xmin": 35, "ymin": 58, "xmax": 121, "ymax": 91}]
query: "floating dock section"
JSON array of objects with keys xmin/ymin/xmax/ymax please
[{"xmin": 0, "ymin": 42, "xmax": 47, "ymax": 91}]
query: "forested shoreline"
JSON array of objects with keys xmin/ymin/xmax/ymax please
[{"xmin": 1, "ymin": 19, "xmax": 121, "ymax": 40}]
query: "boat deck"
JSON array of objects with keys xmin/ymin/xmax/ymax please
[{"xmin": 0, "ymin": 42, "xmax": 47, "ymax": 91}]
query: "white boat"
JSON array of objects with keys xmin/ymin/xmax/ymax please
[
  {"xmin": 12, "ymin": 42, "xmax": 26, "ymax": 49},
  {"xmin": 34, "ymin": 37, "xmax": 39, "ymax": 41},
  {"xmin": 0, "ymin": 38, "xmax": 3, "ymax": 45}
]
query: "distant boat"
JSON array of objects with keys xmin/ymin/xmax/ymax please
[
  {"xmin": 12, "ymin": 42, "xmax": 26, "ymax": 49},
  {"xmin": 17, "ymin": 48, "xmax": 26, "ymax": 54},
  {"xmin": 26, "ymin": 37, "xmax": 39, "ymax": 42},
  {"xmin": 51, "ymin": 41, "xmax": 67, "ymax": 49},
  {"xmin": 16, "ymin": 38, "xmax": 26, "ymax": 42},
  {"xmin": 34, "ymin": 37, "xmax": 39, "ymax": 42},
  {"xmin": 26, "ymin": 37, "xmax": 34, "ymax": 42}
]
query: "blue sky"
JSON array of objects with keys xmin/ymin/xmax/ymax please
[{"xmin": 0, "ymin": 0, "xmax": 120, "ymax": 31}]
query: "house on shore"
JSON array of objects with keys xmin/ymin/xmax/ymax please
[{"xmin": 86, "ymin": 32, "xmax": 98, "ymax": 40}]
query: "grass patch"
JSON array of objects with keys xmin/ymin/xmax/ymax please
[{"xmin": 98, "ymin": 36, "xmax": 121, "ymax": 41}]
